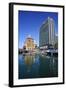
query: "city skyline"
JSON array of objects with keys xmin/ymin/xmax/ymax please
[{"xmin": 18, "ymin": 10, "xmax": 58, "ymax": 48}]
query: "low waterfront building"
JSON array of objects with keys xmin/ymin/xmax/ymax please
[{"xmin": 23, "ymin": 35, "xmax": 36, "ymax": 51}]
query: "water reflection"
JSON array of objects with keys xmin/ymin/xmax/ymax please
[
  {"xmin": 18, "ymin": 54, "xmax": 58, "ymax": 79},
  {"xmin": 24, "ymin": 55, "xmax": 35, "ymax": 72}
]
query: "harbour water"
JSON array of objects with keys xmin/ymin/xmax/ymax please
[{"xmin": 18, "ymin": 54, "xmax": 58, "ymax": 79}]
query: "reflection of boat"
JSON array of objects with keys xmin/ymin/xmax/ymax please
[{"xmin": 22, "ymin": 53, "xmax": 26, "ymax": 56}]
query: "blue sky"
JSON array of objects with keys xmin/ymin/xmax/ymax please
[{"xmin": 18, "ymin": 10, "xmax": 58, "ymax": 48}]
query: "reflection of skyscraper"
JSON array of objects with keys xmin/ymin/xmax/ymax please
[{"xmin": 39, "ymin": 17, "xmax": 55, "ymax": 47}]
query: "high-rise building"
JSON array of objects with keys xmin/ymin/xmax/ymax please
[
  {"xmin": 54, "ymin": 34, "xmax": 58, "ymax": 49},
  {"xmin": 55, "ymin": 34, "xmax": 58, "ymax": 44},
  {"xmin": 39, "ymin": 17, "xmax": 55, "ymax": 48}
]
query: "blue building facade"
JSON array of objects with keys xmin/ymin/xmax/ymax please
[{"xmin": 39, "ymin": 17, "xmax": 55, "ymax": 49}]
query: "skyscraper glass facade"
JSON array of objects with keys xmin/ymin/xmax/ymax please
[{"xmin": 39, "ymin": 17, "xmax": 55, "ymax": 47}]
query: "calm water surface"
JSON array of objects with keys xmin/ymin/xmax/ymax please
[{"xmin": 18, "ymin": 54, "xmax": 58, "ymax": 79}]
